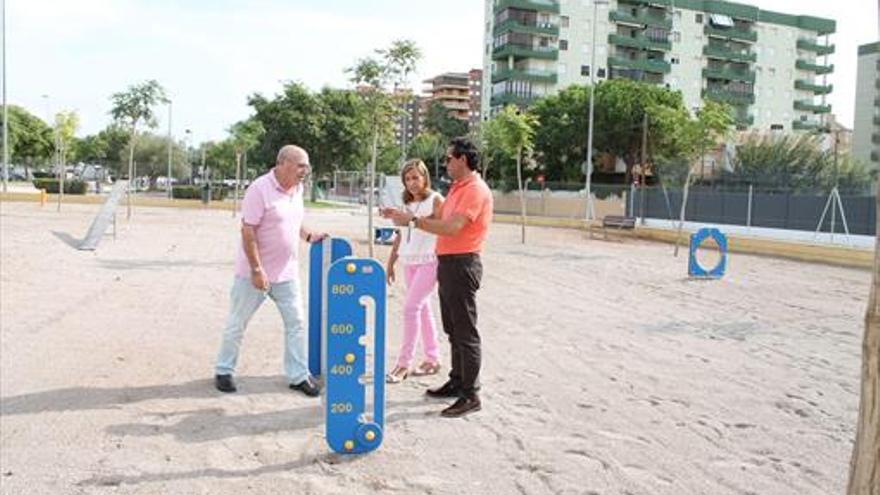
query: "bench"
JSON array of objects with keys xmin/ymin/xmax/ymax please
[{"xmin": 589, "ymin": 215, "xmax": 636, "ymax": 241}]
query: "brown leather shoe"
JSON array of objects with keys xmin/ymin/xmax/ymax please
[
  {"xmin": 425, "ymin": 380, "xmax": 461, "ymax": 398},
  {"xmin": 440, "ymin": 396, "xmax": 481, "ymax": 418}
]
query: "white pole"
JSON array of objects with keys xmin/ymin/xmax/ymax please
[
  {"xmin": 2, "ymin": 0, "xmax": 8, "ymax": 193},
  {"xmin": 166, "ymin": 100, "xmax": 173, "ymax": 200},
  {"xmin": 584, "ymin": 0, "xmax": 603, "ymax": 222}
]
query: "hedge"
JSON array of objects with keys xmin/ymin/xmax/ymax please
[
  {"xmin": 172, "ymin": 185, "xmax": 228, "ymax": 201},
  {"xmin": 32, "ymin": 179, "xmax": 88, "ymax": 195}
]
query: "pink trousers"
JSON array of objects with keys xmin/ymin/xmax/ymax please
[{"xmin": 396, "ymin": 261, "xmax": 440, "ymax": 368}]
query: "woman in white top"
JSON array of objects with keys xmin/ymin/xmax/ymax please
[{"xmin": 384, "ymin": 159, "xmax": 444, "ymax": 383}]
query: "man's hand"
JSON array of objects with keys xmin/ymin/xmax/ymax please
[
  {"xmin": 386, "ymin": 262, "xmax": 396, "ymax": 284},
  {"xmin": 251, "ymin": 267, "xmax": 269, "ymax": 291},
  {"xmin": 380, "ymin": 207, "xmax": 413, "ymax": 227},
  {"xmin": 308, "ymin": 232, "xmax": 329, "ymax": 243}
]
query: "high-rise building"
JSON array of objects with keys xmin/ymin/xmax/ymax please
[
  {"xmin": 482, "ymin": 0, "xmax": 836, "ymax": 132},
  {"xmin": 468, "ymin": 69, "xmax": 484, "ymax": 135},
  {"xmin": 395, "ymin": 91, "xmax": 423, "ymax": 152},
  {"xmin": 853, "ymin": 41, "xmax": 880, "ymax": 169}
]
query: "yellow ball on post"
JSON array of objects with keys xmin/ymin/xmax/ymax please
[
  {"xmin": 345, "ymin": 353, "xmax": 356, "ymax": 364},
  {"xmin": 365, "ymin": 430, "xmax": 376, "ymax": 441},
  {"xmin": 346, "ymin": 263, "xmax": 356, "ymax": 274},
  {"xmin": 344, "ymin": 440, "xmax": 354, "ymax": 451}
]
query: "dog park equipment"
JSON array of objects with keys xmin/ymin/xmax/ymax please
[
  {"xmin": 78, "ymin": 180, "xmax": 128, "ymax": 251},
  {"xmin": 374, "ymin": 227, "xmax": 397, "ymax": 245},
  {"xmin": 309, "ymin": 238, "xmax": 386, "ymax": 454},
  {"xmin": 688, "ymin": 227, "xmax": 728, "ymax": 279}
]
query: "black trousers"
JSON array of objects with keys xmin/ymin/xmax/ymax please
[{"xmin": 437, "ymin": 253, "xmax": 483, "ymax": 397}]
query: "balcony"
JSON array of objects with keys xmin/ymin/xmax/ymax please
[
  {"xmin": 490, "ymin": 92, "xmax": 536, "ymax": 107},
  {"xmin": 794, "ymin": 80, "xmax": 833, "ymax": 95},
  {"xmin": 873, "ymin": 134, "xmax": 880, "ymax": 145},
  {"xmin": 796, "ymin": 39, "xmax": 835, "ymax": 56},
  {"xmin": 704, "ymin": 25, "xmax": 757, "ymax": 43},
  {"xmin": 619, "ymin": 0, "xmax": 673, "ymax": 6},
  {"xmin": 793, "ymin": 100, "xmax": 832, "ymax": 113},
  {"xmin": 702, "ymin": 87, "xmax": 755, "ymax": 106},
  {"xmin": 871, "ymin": 151, "xmax": 879, "ymax": 162},
  {"xmin": 609, "ymin": 10, "xmax": 672, "ymax": 30},
  {"xmin": 734, "ymin": 114, "xmax": 754, "ymax": 128},
  {"xmin": 608, "ymin": 33, "xmax": 671, "ymax": 52},
  {"xmin": 492, "ymin": 67, "xmax": 558, "ymax": 84},
  {"xmin": 874, "ymin": 115, "xmax": 880, "ymax": 126},
  {"xmin": 607, "ymin": 55, "xmax": 670, "ymax": 74},
  {"xmin": 703, "ymin": 44, "xmax": 756, "ymax": 63},
  {"xmin": 492, "ymin": 43, "xmax": 558, "ymax": 61},
  {"xmin": 795, "ymin": 60, "xmax": 834, "ymax": 75},
  {"xmin": 494, "ymin": 18, "xmax": 559, "ymax": 37},
  {"xmin": 792, "ymin": 120, "xmax": 827, "ymax": 131},
  {"xmin": 494, "ymin": 0, "xmax": 559, "ymax": 14},
  {"xmin": 702, "ymin": 66, "xmax": 756, "ymax": 83}
]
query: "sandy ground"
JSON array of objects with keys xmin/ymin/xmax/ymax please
[{"xmin": 0, "ymin": 200, "xmax": 868, "ymax": 495}]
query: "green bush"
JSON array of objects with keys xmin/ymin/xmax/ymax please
[
  {"xmin": 172, "ymin": 185, "xmax": 228, "ymax": 200},
  {"xmin": 32, "ymin": 179, "xmax": 88, "ymax": 194}
]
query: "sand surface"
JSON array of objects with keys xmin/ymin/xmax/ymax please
[{"xmin": 0, "ymin": 200, "xmax": 868, "ymax": 494}]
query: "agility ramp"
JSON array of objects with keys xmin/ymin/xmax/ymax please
[{"xmin": 78, "ymin": 180, "xmax": 128, "ymax": 251}]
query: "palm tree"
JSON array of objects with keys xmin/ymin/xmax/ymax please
[{"xmin": 228, "ymin": 119, "xmax": 265, "ymax": 216}]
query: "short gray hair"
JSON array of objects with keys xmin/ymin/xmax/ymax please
[{"xmin": 276, "ymin": 145, "xmax": 308, "ymax": 166}]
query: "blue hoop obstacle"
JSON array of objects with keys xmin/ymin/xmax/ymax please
[
  {"xmin": 309, "ymin": 238, "xmax": 386, "ymax": 455},
  {"xmin": 374, "ymin": 227, "xmax": 397, "ymax": 245},
  {"xmin": 688, "ymin": 227, "xmax": 728, "ymax": 279}
]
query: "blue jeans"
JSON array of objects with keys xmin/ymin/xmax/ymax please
[{"xmin": 215, "ymin": 276, "xmax": 310, "ymax": 384}]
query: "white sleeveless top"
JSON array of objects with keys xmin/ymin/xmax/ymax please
[{"xmin": 398, "ymin": 192, "xmax": 440, "ymax": 265}]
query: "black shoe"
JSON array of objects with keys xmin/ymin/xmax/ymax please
[
  {"xmin": 290, "ymin": 376, "xmax": 321, "ymax": 397},
  {"xmin": 441, "ymin": 395, "xmax": 481, "ymax": 418},
  {"xmin": 215, "ymin": 374, "xmax": 237, "ymax": 393},
  {"xmin": 425, "ymin": 380, "xmax": 461, "ymax": 399}
]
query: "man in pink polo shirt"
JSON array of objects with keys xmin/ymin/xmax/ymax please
[
  {"xmin": 215, "ymin": 145, "xmax": 326, "ymax": 396},
  {"xmin": 382, "ymin": 136, "xmax": 492, "ymax": 417}
]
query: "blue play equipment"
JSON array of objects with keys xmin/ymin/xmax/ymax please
[
  {"xmin": 374, "ymin": 227, "xmax": 397, "ymax": 245},
  {"xmin": 688, "ymin": 227, "xmax": 728, "ymax": 278},
  {"xmin": 324, "ymin": 258, "xmax": 386, "ymax": 454},
  {"xmin": 308, "ymin": 238, "xmax": 386, "ymax": 455}
]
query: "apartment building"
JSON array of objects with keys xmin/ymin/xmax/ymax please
[
  {"xmin": 482, "ymin": 0, "xmax": 836, "ymax": 132},
  {"xmin": 853, "ymin": 41, "xmax": 880, "ymax": 168}
]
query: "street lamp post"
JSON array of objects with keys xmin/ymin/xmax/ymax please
[
  {"xmin": 584, "ymin": 0, "xmax": 609, "ymax": 222},
  {"xmin": 2, "ymin": 0, "xmax": 8, "ymax": 193},
  {"xmin": 166, "ymin": 100, "xmax": 173, "ymax": 200}
]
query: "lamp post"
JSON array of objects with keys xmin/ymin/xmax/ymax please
[
  {"xmin": 166, "ymin": 100, "xmax": 173, "ymax": 199},
  {"xmin": 584, "ymin": 0, "xmax": 609, "ymax": 222},
  {"xmin": 2, "ymin": 0, "xmax": 8, "ymax": 193}
]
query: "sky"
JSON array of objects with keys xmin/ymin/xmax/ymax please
[{"xmin": 4, "ymin": 0, "xmax": 878, "ymax": 144}]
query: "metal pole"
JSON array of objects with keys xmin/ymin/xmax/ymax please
[
  {"xmin": 746, "ymin": 184, "xmax": 753, "ymax": 233},
  {"xmin": 639, "ymin": 112, "xmax": 648, "ymax": 225},
  {"xmin": 584, "ymin": 0, "xmax": 604, "ymax": 222},
  {"xmin": 2, "ymin": 0, "xmax": 8, "ymax": 193},
  {"xmin": 166, "ymin": 101, "xmax": 173, "ymax": 200}
]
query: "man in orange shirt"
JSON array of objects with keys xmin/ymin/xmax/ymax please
[{"xmin": 382, "ymin": 137, "xmax": 493, "ymax": 417}]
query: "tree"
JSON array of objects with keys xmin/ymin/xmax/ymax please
[
  {"xmin": 423, "ymin": 101, "xmax": 468, "ymax": 141},
  {"xmin": 529, "ymin": 85, "xmax": 590, "ymax": 182},
  {"xmin": 491, "ymin": 105, "xmax": 539, "ymax": 244},
  {"xmin": 0, "ymin": 105, "xmax": 54, "ymax": 175},
  {"xmin": 229, "ymin": 119, "xmax": 265, "ymax": 213},
  {"xmin": 109, "ymin": 79, "xmax": 168, "ymax": 219},
  {"xmin": 314, "ymin": 87, "xmax": 373, "ymax": 178},
  {"xmin": 847, "ymin": 175, "xmax": 880, "ymax": 493},
  {"xmin": 127, "ymin": 132, "xmax": 189, "ymax": 185},
  {"xmin": 649, "ymin": 99, "xmax": 733, "ymax": 255},
  {"xmin": 53, "ymin": 111, "xmax": 79, "ymax": 211},
  {"xmin": 478, "ymin": 116, "xmax": 513, "ymax": 185},
  {"xmin": 348, "ymin": 39, "xmax": 421, "ymax": 257},
  {"xmin": 247, "ymin": 82, "xmax": 322, "ymax": 171},
  {"xmin": 408, "ymin": 132, "xmax": 445, "ymax": 179}
]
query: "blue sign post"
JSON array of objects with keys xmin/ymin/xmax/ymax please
[{"xmin": 324, "ymin": 257, "xmax": 386, "ymax": 454}]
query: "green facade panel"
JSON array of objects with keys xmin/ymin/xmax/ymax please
[
  {"xmin": 493, "ymin": 18, "xmax": 560, "ymax": 37},
  {"xmin": 492, "ymin": 68, "xmax": 558, "ymax": 84},
  {"xmin": 493, "ymin": 0, "xmax": 559, "ymax": 14},
  {"xmin": 609, "ymin": 33, "xmax": 671, "ymax": 51},
  {"xmin": 794, "ymin": 80, "xmax": 833, "ymax": 95},
  {"xmin": 608, "ymin": 56, "xmax": 671, "ymax": 74},
  {"xmin": 703, "ymin": 44, "xmax": 756, "ymax": 63}
]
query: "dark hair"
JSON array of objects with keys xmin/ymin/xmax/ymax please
[{"xmin": 449, "ymin": 136, "xmax": 480, "ymax": 171}]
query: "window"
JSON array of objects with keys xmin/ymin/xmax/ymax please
[
  {"xmin": 671, "ymin": 57, "xmax": 680, "ymax": 64},
  {"xmin": 597, "ymin": 68, "xmax": 606, "ymax": 78},
  {"xmin": 672, "ymin": 31, "xmax": 681, "ymax": 42},
  {"xmin": 560, "ymin": 39, "xmax": 569, "ymax": 50},
  {"xmin": 581, "ymin": 65, "xmax": 590, "ymax": 76},
  {"xmin": 695, "ymin": 13, "xmax": 703, "ymax": 23},
  {"xmin": 561, "ymin": 15, "xmax": 570, "ymax": 28}
]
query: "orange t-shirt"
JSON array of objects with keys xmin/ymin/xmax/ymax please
[{"xmin": 436, "ymin": 172, "xmax": 493, "ymax": 255}]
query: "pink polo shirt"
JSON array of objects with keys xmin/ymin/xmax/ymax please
[{"xmin": 235, "ymin": 170, "xmax": 305, "ymax": 283}]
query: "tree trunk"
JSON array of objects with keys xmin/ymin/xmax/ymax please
[
  {"xmin": 368, "ymin": 126, "xmax": 379, "ymax": 258},
  {"xmin": 233, "ymin": 151, "xmax": 241, "ymax": 218},
  {"xmin": 126, "ymin": 126, "xmax": 136, "ymax": 220},
  {"xmin": 516, "ymin": 146, "xmax": 526, "ymax": 244},
  {"xmin": 846, "ymin": 183, "xmax": 880, "ymax": 494}
]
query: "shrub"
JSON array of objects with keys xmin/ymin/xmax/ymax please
[
  {"xmin": 32, "ymin": 179, "xmax": 88, "ymax": 194},
  {"xmin": 172, "ymin": 185, "xmax": 228, "ymax": 200}
]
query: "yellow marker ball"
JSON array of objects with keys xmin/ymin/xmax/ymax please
[
  {"xmin": 346, "ymin": 263, "xmax": 357, "ymax": 274},
  {"xmin": 365, "ymin": 431, "xmax": 376, "ymax": 441},
  {"xmin": 345, "ymin": 353, "xmax": 356, "ymax": 364},
  {"xmin": 344, "ymin": 440, "xmax": 355, "ymax": 451}
]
